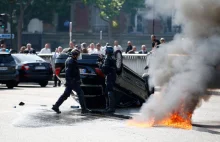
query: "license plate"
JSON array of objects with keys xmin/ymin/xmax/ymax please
[
  {"xmin": 80, "ymin": 69, "xmax": 86, "ymax": 73},
  {"xmin": 35, "ymin": 66, "xmax": 46, "ymax": 70},
  {"xmin": 0, "ymin": 67, "xmax": 8, "ymax": 71}
]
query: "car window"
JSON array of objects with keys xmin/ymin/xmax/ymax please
[
  {"xmin": 0, "ymin": 54, "xmax": 15, "ymax": 64},
  {"xmin": 12, "ymin": 54, "xmax": 45, "ymax": 62}
]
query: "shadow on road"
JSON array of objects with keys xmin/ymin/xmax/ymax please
[{"xmin": 193, "ymin": 123, "xmax": 220, "ymax": 135}]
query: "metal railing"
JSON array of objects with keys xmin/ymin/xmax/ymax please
[{"xmin": 38, "ymin": 53, "xmax": 151, "ymax": 75}]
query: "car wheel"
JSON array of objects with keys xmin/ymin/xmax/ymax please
[
  {"xmin": 114, "ymin": 50, "xmax": 123, "ymax": 75},
  {"xmin": 39, "ymin": 81, "xmax": 48, "ymax": 87},
  {"xmin": 6, "ymin": 82, "xmax": 15, "ymax": 89}
]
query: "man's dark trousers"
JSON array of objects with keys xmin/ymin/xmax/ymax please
[{"xmin": 54, "ymin": 80, "xmax": 86, "ymax": 109}]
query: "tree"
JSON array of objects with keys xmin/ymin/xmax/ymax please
[
  {"xmin": 0, "ymin": 0, "xmax": 70, "ymax": 51},
  {"xmin": 83, "ymin": 0, "xmax": 145, "ymax": 41},
  {"xmin": 83, "ymin": 0, "xmax": 125, "ymax": 42}
]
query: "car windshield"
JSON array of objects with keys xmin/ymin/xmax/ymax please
[
  {"xmin": 0, "ymin": 54, "xmax": 15, "ymax": 64},
  {"xmin": 12, "ymin": 54, "xmax": 45, "ymax": 63}
]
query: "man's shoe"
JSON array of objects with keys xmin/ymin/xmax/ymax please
[
  {"xmin": 81, "ymin": 108, "xmax": 91, "ymax": 114},
  {"xmin": 52, "ymin": 105, "xmax": 61, "ymax": 114},
  {"xmin": 53, "ymin": 85, "xmax": 57, "ymax": 87}
]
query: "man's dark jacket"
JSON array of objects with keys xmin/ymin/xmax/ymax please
[
  {"xmin": 152, "ymin": 39, "xmax": 161, "ymax": 48},
  {"xmin": 126, "ymin": 45, "xmax": 132, "ymax": 53},
  {"xmin": 65, "ymin": 57, "xmax": 80, "ymax": 82}
]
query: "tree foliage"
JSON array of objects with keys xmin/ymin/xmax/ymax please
[{"xmin": 83, "ymin": 0, "xmax": 125, "ymax": 22}]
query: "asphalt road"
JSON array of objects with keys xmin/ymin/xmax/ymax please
[{"xmin": 0, "ymin": 83, "xmax": 220, "ymax": 142}]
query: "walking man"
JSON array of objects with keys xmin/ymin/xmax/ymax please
[{"xmin": 52, "ymin": 49, "xmax": 90, "ymax": 114}]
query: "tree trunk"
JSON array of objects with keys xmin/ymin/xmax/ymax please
[
  {"xmin": 108, "ymin": 21, "xmax": 112, "ymax": 43},
  {"xmin": 17, "ymin": 6, "xmax": 24, "ymax": 51}
]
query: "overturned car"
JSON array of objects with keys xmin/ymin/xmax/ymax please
[{"xmin": 54, "ymin": 51, "xmax": 150, "ymax": 109}]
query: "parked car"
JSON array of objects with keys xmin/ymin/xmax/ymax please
[
  {"xmin": 12, "ymin": 54, "xmax": 53, "ymax": 87},
  {"xmin": 54, "ymin": 51, "xmax": 150, "ymax": 108},
  {"xmin": 0, "ymin": 52, "xmax": 19, "ymax": 89}
]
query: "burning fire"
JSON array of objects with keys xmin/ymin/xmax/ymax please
[
  {"xmin": 128, "ymin": 102, "xmax": 193, "ymax": 130},
  {"xmin": 128, "ymin": 112, "xmax": 192, "ymax": 130}
]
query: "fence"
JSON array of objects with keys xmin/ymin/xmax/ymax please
[{"xmin": 38, "ymin": 53, "xmax": 151, "ymax": 76}]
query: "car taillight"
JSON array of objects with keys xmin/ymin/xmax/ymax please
[
  {"xmin": 55, "ymin": 68, "xmax": 61, "ymax": 75},
  {"xmin": 95, "ymin": 68, "xmax": 105, "ymax": 78},
  {"xmin": 21, "ymin": 64, "xmax": 29, "ymax": 70}
]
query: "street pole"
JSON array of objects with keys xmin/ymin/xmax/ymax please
[
  {"xmin": 10, "ymin": 3, "xmax": 13, "ymax": 49},
  {"xmin": 152, "ymin": 0, "xmax": 155, "ymax": 35},
  {"xmin": 69, "ymin": 22, "xmax": 72, "ymax": 42}
]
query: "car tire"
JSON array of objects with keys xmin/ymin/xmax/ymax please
[
  {"xmin": 6, "ymin": 82, "xmax": 15, "ymax": 89},
  {"xmin": 114, "ymin": 50, "xmax": 123, "ymax": 75},
  {"xmin": 39, "ymin": 81, "xmax": 48, "ymax": 87}
]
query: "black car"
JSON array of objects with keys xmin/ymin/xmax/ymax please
[
  {"xmin": 55, "ymin": 51, "xmax": 149, "ymax": 108},
  {"xmin": 0, "ymin": 52, "xmax": 19, "ymax": 89},
  {"xmin": 12, "ymin": 54, "xmax": 53, "ymax": 87}
]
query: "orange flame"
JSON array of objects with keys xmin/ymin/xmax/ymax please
[{"xmin": 128, "ymin": 112, "xmax": 192, "ymax": 130}]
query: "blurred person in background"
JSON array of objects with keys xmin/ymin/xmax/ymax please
[
  {"xmin": 151, "ymin": 35, "xmax": 161, "ymax": 48},
  {"xmin": 88, "ymin": 43, "xmax": 97, "ymax": 54},
  {"xmin": 127, "ymin": 46, "xmax": 137, "ymax": 54},
  {"xmin": 96, "ymin": 43, "xmax": 104, "ymax": 55},
  {"xmin": 62, "ymin": 41, "xmax": 75, "ymax": 53},
  {"xmin": 126, "ymin": 41, "xmax": 133, "ymax": 53},
  {"xmin": 160, "ymin": 38, "xmax": 166, "ymax": 44},
  {"xmin": 19, "ymin": 46, "xmax": 26, "ymax": 53},
  {"xmin": 0, "ymin": 43, "xmax": 9, "ymax": 52},
  {"xmin": 139, "ymin": 45, "xmax": 148, "ymax": 54},
  {"xmin": 24, "ymin": 43, "xmax": 36, "ymax": 54},
  {"xmin": 101, "ymin": 43, "xmax": 110, "ymax": 55},
  {"xmin": 53, "ymin": 46, "xmax": 63, "ymax": 87},
  {"xmin": 81, "ymin": 43, "xmax": 88, "ymax": 53},
  {"xmin": 39, "ymin": 43, "xmax": 51, "ymax": 54},
  {"xmin": 113, "ymin": 40, "xmax": 123, "ymax": 52}
]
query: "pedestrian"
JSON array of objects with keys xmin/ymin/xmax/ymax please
[
  {"xmin": 101, "ymin": 46, "xmax": 117, "ymax": 113},
  {"xmin": 39, "ymin": 43, "xmax": 52, "ymax": 54},
  {"xmin": 53, "ymin": 46, "xmax": 63, "ymax": 87},
  {"xmin": 125, "ymin": 41, "xmax": 133, "ymax": 53},
  {"xmin": 19, "ymin": 46, "xmax": 26, "ymax": 53},
  {"xmin": 160, "ymin": 38, "xmax": 165, "ymax": 44},
  {"xmin": 113, "ymin": 40, "xmax": 123, "ymax": 52},
  {"xmin": 24, "ymin": 43, "xmax": 36, "ymax": 54},
  {"xmin": 96, "ymin": 43, "xmax": 104, "ymax": 55},
  {"xmin": 127, "ymin": 46, "xmax": 137, "ymax": 54},
  {"xmin": 139, "ymin": 45, "xmax": 148, "ymax": 54},
  {"xmin": 88, "ymin": 43, "xmax": 97, "ymax": 54},
  {"xmin": 151, "ymin": 35, "xmax": 161, "ymax": 48},
  {"xmin": 62, "ymin": 41, "xmax": 75, "ymax": 53},
  {"xmin": 81, "ymin": 43, "xmax": 88, "ymax": 53},
  {"xmin": 52, "ymin": 49, "xmax": 90, "ymax": 114},
  {"xmin": 0, "ymin": 44, "xmax": 8, "ymax": 52},
  {"xmin": 101, "ymin": 43, "xmax": 110, "ymax": 55}
]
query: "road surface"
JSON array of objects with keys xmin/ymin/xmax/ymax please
[{"xmin": 0, "ymin": 83, "xmax": 220, "ymax": 142}]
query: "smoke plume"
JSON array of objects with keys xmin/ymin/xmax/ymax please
[{"xmin": 133, "ymin": 0, "xmax": 220, "ymax": 123}]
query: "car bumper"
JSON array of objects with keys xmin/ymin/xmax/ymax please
[
  {"xmin": 19, "ymin": 74, "xmax": 53, "ymax": 82},
  {"xmin": 0, "ymin": 73, "xmax": 19, "ymax": 83}
]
